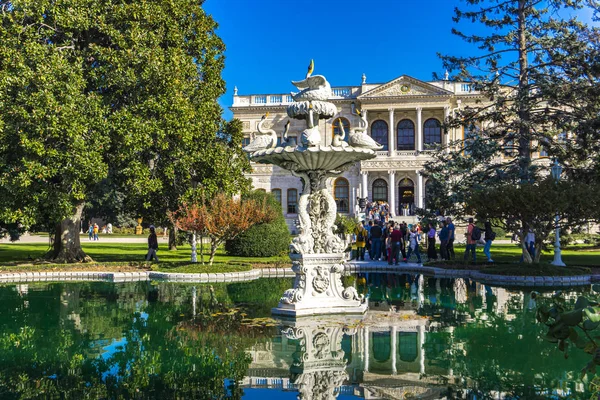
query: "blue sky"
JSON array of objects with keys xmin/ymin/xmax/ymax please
[{"xmin": 203, "ymin": 0, "xmax": 595, "ymax": 120}]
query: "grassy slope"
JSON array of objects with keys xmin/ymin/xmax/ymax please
[{"xmin": 0, "ymin": 242, "xmax": 286, "ymax": 273}]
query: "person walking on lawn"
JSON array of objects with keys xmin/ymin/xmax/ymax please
[
  {"xmin": 484, "ymin": 221, "xmax": 496, "ymax": 262},
  {"xmin": 464, "ymin": 217, "xmax": 477, "ymax": 263},
  {"xmin": 427, "ymin": 222, "xmax": 437, "ymax": 260},
  {"xmin": 369, "ymin": 222, "xmax": 383, "ymax": 261},
  {"xmin": 439, "ymin": 221, "xmax": 450, "ymax": 260},
  {"xmin": 446, "ymin": 217, "xmax": 455, "ymax": 260},
  {"xmin": 405, "ymin": 225, "xmax": 422, "ymax": 264},
  {"xmin": 354, "ymin": 221, "xmax": 368, "ymax": 261},
  {"xmin": 389, "ymin": 223, "xmax": 403, "ymax": 266},
  {"xmin": 146, "ymin": 225, "xmax": 159, "ymax": 262}
]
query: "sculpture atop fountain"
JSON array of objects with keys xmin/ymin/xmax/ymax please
[{"xmin": 244, "ymin": 60, "xmax": 382, "ymax": 316}]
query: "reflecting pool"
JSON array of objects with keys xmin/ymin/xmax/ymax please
[{"xmin": 0, "ymin": 275, "xmax": 594, "ymax": 399}]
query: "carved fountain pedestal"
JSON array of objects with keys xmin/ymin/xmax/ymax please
[
  {"xmin": 245, "ymin": 66, "xmax": 376, "ymax": 317},
  {"xmin": 280, "ymin": 315, "xmax": 360, "ymax": 398}
]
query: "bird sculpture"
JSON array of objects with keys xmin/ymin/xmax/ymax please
[
  {"xmin": 306, "ymin": 59, "xmax": 314, "ymax": 79},
  {"xmin": 300, "ymin": 103, "xmax": 321, "ymax": 147},
  {"xmin": 242, "ymin": 113, "xmax": 278, "ymax": 153},
  {"xmin": 349, "ymin": 108, "xmax": 384, "ymax": 150},
  {"xmin": 280, "ymin": 120, "xmax": 292, "ymax": 147},
  {"xmin": 332, "ymin": 118, "xmax": 348, "ymax": 148},
  {"xmin": 290, "ymin": 60, "xmax": 332, "ymax": 102}
]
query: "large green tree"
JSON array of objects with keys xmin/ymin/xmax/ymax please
[
  {"xmin": 424, "ymin": 0, "xmax": 600, "ymax": 261},
  {"xmin": 0, "ymin": 0, "xmax": 249, "ymax": 261}
]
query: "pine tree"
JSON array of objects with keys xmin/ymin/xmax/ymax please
[{"xmin": 424, "ymin": 0, "xmax": 600, "ymax": 262}]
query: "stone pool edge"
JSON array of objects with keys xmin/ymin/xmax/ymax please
[
  {"xmin": 0, "ymin": 264, "xmax": 594, "ymax": 286},
  {"xmin": 347, "ymin": 263, "xmax": 594, "ymax": 287},
  {"xmin": 0, "ymin": 268, "xmax": 296, "ymax": 284}
]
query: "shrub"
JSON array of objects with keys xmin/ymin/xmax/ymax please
[
  {"xmin": 333, "ymin": 214, "xmax": 358, "ymax": 235},
  {"xmin": 225, "ymin": 191, "xmax": 290, "ymax": 257}
]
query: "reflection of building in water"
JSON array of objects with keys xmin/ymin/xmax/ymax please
[
  {"xmin": 242, "ymin": 276, "xmax": 584, "ymax": 399},
  {"xmin": 244, "ymin": 312, "xmax": 442, "ymax": 399}
]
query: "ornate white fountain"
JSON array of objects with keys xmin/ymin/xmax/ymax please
[{"xmin": 244, "ymin": 61, "xmax": 382, "ymax": 317}]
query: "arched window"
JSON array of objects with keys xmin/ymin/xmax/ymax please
[
  {"xmin": 332, "ymin": 118, "xmax": 350, "ymax": 143},
  {"xmin": 271, "ymin": 188, "xmax": 282, "ymax": 204},
  {"xmin": 398, "ymin": 332, "xmax": 418, "ymax": 362},
  {"xmin": 371, "ymin": 120, "xmax": 389, "ymax": 151},
  {"xmin": 398, "ymin": 178, "xmax": 415, "ymax": 216},
  {"xmin": 287, "ymin": 189, "xmax": 297, "ymax": 214},
  {"xmin": 372, "ymin": 332, "xmax": 391, "ymax": 362},
  {"xmin": 333, "ymin": 178, "xmax": 349, "ymax": 213},
  {"xmin": 372, "ymin": 179, "xmax": 388, "ymax": 202},
  {"xmin": 256, "ymin": 188, "xmax": 266, "ymax": 192},
  {"xmin": 424, "ymin": 118, "xmax": 442, "ymax": 149},
  {"xmin": 397, "ymin": 119, "xmax": 415, "ymax": 150}
]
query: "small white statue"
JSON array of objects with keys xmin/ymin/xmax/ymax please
[
  {"xmin": 348, "ymin": 108, "xmax": 384, "ymax": 150},
  {"xmin": 300, "ymin": 102, "xmax": 321, "ymax": 147},
  {"xmin": 242, "ymin": 113, "xmax": 278, "ymax": 153},
  {"xmin": 290, "ymin": 60, "xmax": 332, "ymax": 102},
  {"xmin": 331, "ymin": 118, "xmax": 348, "ymax": 148}
]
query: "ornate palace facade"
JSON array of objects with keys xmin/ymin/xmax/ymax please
[{"xmin": 231, "ymin": 74, "xmax": 485, "ymax": 231}]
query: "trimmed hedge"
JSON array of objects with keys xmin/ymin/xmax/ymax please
[{"xmin": 225, "ymin": 191, "xmax": 291, "ymax": 257}]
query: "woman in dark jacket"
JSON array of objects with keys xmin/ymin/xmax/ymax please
[
  {"xmin": 427, "ymin": 222, "xmax": 437, "ymax": 260},
  {"xmin": 146, "ymin": 225, "xmax": 159, "ymax": 261},
  {"xmin": 484, "ymin": 221, "xmax": 495, "ymax": 262}
]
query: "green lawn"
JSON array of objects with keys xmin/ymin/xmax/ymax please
[
  {"xmin": 452, "ymin": 243, "xmax": 600, "ymax": 267},
  {"xmin": 0, "ymin": 242, "xmax": 287, "ymax": 267}
]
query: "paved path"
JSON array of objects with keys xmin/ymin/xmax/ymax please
[{"xmin": 0, "ymin": 235, "xmax": 170, "ymax": 244}]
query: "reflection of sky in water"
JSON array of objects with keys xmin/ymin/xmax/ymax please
[{"xmin": 100, "ymin": 337, "xmax": 127, "ymax": 380}]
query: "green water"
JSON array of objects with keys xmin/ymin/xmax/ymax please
[{"xmin": 0, "ymin": 275, "xmax": 594, "ymax": 399}]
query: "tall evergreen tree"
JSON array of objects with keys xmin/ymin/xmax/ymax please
[
  {"xmin": 0, "ymin": 0, "xmax": 249, "ymax": 262},
  {"xmin": 424, "ymin": 0, "xmax": 600, "ymax": 262}
]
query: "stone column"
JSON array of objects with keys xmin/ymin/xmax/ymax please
[
  {"xmin": 416, "ymin": 107, "xmax": 423, "ymax": 152},
  {"xmin": 363, "ymin": 326, "xmax": 370, "ymax": 373},
  {"xmin": 361, "ymin": 171, "xmax": 368, "ymax": 199},
  {"xmin": 388, "ymin": 170, "xmax": 396, "ymax": 217},
  {"xmin": 444, "ymin": 106, "xmax": 450, "ymax": 153},
  {"xmin": 391, "ymin": 326, "xmax": 397, "ymax": 375},
  {"xmin": 417, "ymin": 171, "xmax": 424, "ymax": 209},
  {"xmin": 388, "ymin": 108, "xmax": 395, "ymax": 157},
  {"xmin": 351, "ymin": 187, "xmax": 356, "ymax": 216},
  {"xmin": 418, "ymin": 325, "xmax": 426, "ymax": 375}
]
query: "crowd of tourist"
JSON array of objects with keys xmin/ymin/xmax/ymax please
[
  {"xmin": 362, "ymin": 201, "xmax": 391, "ymax": 223},
  {"xmin": 353, "ymin": 216, "xmax": 498, "ymax": 264}
]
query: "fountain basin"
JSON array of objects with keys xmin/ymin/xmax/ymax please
[{"xmin": 252, "ymin": 145, "xmax": 376, "ymax": 172}]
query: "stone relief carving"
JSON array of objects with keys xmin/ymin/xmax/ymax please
[{"xmin": 311, "ymin": 266, "xmax": 329, "ymax": 293}]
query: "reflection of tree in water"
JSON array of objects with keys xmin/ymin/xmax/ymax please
[
  {"xmin": 0, "ymin": 281, "xmax": 280, "ymax": 399},
  {"xmin": 424, "ymin": 287, "xmax": 591, "ymax": 399},
  {"xmin": 355, "ymin": 274, "xmax": 594, "ymax": 397}
]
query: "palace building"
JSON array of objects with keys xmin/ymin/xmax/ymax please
[{"xmin": 230, "ymin": 73, "xmax": 486, "ymax": 231}]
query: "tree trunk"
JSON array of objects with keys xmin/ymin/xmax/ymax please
[
  {"xmin": 208, "ymin": 239, "xmax": 218, "ymax": 266},
  {"xmin": 168, "ymin": 224, "xmax": 177, "ymax": 250},
  {"xmin": 45, "ymin": 202, "xmax": 92, "ymax": 263},
  {"xmin": 191, "ymin": 231, "xmax": 197, "ymax": 263},
  {"xmin": 517, "ymin": 0, "xmax": 532, "ymax": 183},
  {"xmin": 199, "ymin": 233, "xmax": 204, "ymax": 264},
  {"xmin": 534, "ymin": 243, "xmax": 542, "ymax": 263}
]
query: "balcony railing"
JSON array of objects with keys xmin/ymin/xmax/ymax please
[{"xmin": 395, "ymin": 150, "xmax": 419, "ymax": 157}]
